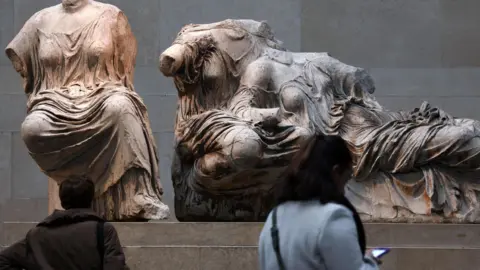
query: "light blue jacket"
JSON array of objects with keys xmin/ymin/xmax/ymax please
[{"xmin": 258, "ymin": 201, "xmax": 379, "ymax": 270}]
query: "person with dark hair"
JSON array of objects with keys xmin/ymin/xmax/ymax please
[
  {"xmin": 258, "ymin": 135, "xmax": 379, "ymax": 270},
  {"xmin": 0, "ymin": 178, "xmax": 128, "ymax": 270}
]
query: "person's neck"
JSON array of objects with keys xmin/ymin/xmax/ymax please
[{"xmin": 62, "ymin": 0, "xmax": 90, "ymax": 13}]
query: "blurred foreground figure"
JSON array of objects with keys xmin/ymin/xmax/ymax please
[
  {"xmin": 0, "ymin": 178, "xmax": 129, "ymax": 270},
  {"xmin": 259, "ymin": 135, "xmax": 379, "ymax": 270}
]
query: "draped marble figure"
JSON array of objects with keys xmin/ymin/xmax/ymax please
[
  {"xmin": 6, "ymin": 0, "xmax": 169, "ymax": 221},
  {"xmin": 160, "ymin": 19, "xmax": 480, "ymax": 222}
]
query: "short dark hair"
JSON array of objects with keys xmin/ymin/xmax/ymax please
[
  {"xmin": 59, "ymin": 177, "xmax": 95, "ymax": 209},
  {"xmin": 275, "ymin": 134, "xmax": 352, "ymax": 205}
]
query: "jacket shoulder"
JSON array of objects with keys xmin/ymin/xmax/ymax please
[
  {"xmin": 321, "ymin": 203, "xmax": 352, "ymax": 217},
  {"xmin": 103, "ymin": 222, "xmax": 117, "ymax": 232}
]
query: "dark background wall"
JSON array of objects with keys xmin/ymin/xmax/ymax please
[{"xmin": 0, "ymin": 0, "xmax": 479, "ymax": 224}]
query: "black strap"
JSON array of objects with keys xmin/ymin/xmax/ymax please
[
  {"xmin": 271, "ymin": 208, "xmax": 286, "ymax": 270},
  {"xmin": 96, "ymin": 221, "xmax": 105, "ymax": 269}
]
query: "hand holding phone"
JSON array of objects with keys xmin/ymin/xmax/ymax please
[{"xmin": 370, "ymin": 248, "xmax": 390, "ymax": 259}]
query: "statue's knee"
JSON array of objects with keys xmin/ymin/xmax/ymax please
[
  {"xmin": 21, "ymin": 113, "xmax": 49, "ymax": 150},
  {"xmin": 281, "ymin": 87, "xmax": 305, "ymax": 113},
  {"xmin": 230, "ymin": 128, "xmax": 262, "ymax": 168},
  {"xmin": 103, "ymin": 95, "xmax": 133, "ymax": 120},
  {"xmin": 197, "ymin": 152, "xmax": 229, "ymax": 176}
]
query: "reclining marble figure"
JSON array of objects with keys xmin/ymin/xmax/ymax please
[
  {"xmin": 5, "ymin": 0, "xmax": 169, "ymax": 221},
  {"xmin": 159, "ymin": 19, "xmax": 480, "ymax": 222}
]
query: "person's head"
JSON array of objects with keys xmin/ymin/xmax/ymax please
[
  {"xmin": 59, "ymin": 177, "xmax": 95, "ymax": 209},
  {"xmin": 276, "ymin": 134, "xmax": 353, "ymax": 205}
]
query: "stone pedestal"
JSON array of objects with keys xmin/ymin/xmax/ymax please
[
  {"xmin": 48, "ymin": 178, "xmax": 63, "ymax": 214},
  {"xmin": 2, "ymin": 222, "xmax": 480, "ymax": 269}
]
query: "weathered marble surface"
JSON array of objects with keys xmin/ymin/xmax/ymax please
[
  {"xmin": 160, "ymin": 19, "xmax": 480, "ymax": 222},
  {"xmin": 5, "ymin": 0, "xmax": 169, "ymax": 221}
]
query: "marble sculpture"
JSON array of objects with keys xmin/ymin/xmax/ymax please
[
  {"xmin": 6, "ymin": 0, "xmax": 169, "ymax": 221},
  {"xmin": 160, "ymin": 19, "xmax": 480, "ymax": 222}
]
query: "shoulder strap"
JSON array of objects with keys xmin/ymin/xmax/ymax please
[
  {"xmin": 96, "ymin": 221, "xmax": 105, "ymax": 269},
  {"xmin": 270, "ymin": 208, "xmax": 286, "ymax": 270}
]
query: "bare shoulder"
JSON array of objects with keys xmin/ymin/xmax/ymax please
[
  {"xmin": 241, "ymin": 58, "xmax": 275, "ymax": 87},
  {"xmin": 93, "ymin": 1, "xmax": 122, "ymax": 15},
  {"xmin": 243, "ymin": 57, "xmax": 275, "ymax": 77},
  {"xmin": 23, "ymin": 5, "xmax": 60, "ymax": 28},
  {"xmin": 94, "ymin": 1, "xmax": 132, "ymax": 27}
]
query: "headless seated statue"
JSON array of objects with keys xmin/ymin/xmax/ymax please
[
  {"xmin": 6, "ymin": 0, "xmax": 169, "ymax": 221},
  {"xmin": 160, "ymin": 19, "xmax": 480, "ymax": 222}
]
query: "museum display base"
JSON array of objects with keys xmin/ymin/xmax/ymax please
[{"xmin": 2, "ymin": 222, "xmax": 479, "ymax": 270}]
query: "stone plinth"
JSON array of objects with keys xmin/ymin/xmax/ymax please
[{"xmin": 2, "ymin": 222, "xmax": 480, "ymax": 270}]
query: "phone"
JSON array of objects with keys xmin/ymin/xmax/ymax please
[{"xmin": 371, "ymin": 248, "xmax": 390, "ymax": 259}]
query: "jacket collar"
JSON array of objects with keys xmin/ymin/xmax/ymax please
[{"xmin": 37, "ymin": 208, "xmax": 104, "ymax": 228}]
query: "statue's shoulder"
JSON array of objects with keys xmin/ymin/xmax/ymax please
[
  {"xmin": 249, "ymin": 56, "xmax": 273, "ymax": 66},
  {"xmin": 243, "ymin": 56, "xmax": 275, "ymax": 74},
  {"xmin": 25, "ymin": 5, "xmax": 61, "ymax": 27},
  {"xmin": 93, "ymin": 2, "xmax": 122, "ymax": 16},
  {"xmin": 259, "ymin": 49, "xmax": 294, "ymax": 66},
  {"xmin": 290, "ymin": 52, "xmax": 328, "ymax": 61},
  {"xmin": 93, "ymin": 2, "xmax": 131, "ymax": 25}
]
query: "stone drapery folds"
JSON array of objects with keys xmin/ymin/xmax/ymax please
[
  {"xmin": 6, "ymin": 1, "xmax": 169, "ymax": 221},
  {"xmin": 160, "ymin": 19, "xmax": 480, "ymax": 222}
]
